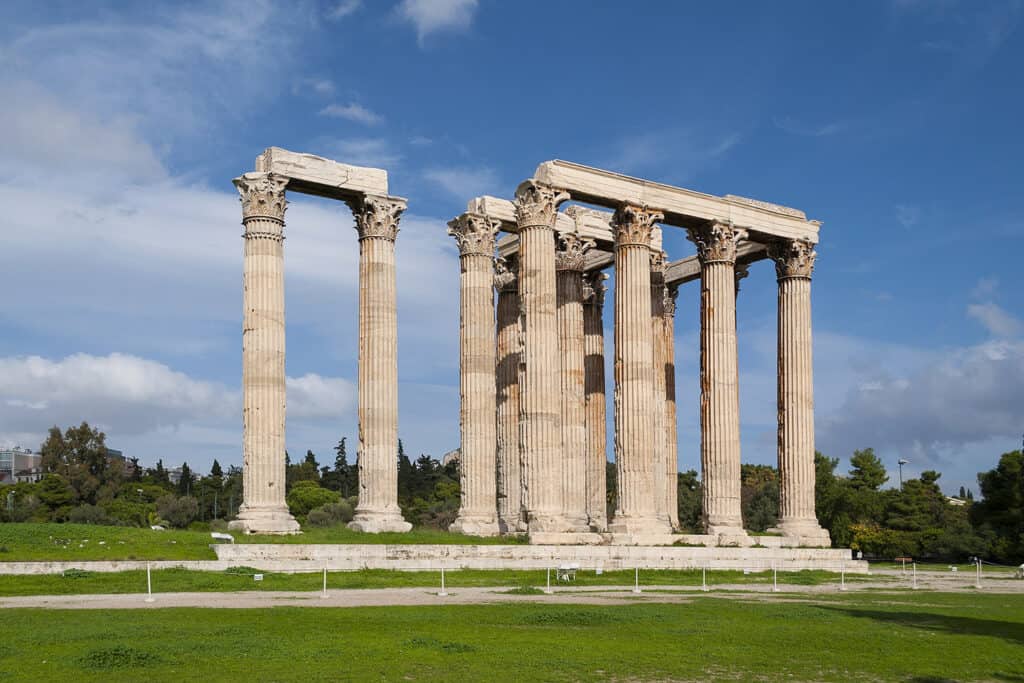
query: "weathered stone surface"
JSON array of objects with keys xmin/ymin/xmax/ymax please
[
  {"xmin": 533, "ymin": 160, "xmax": 820, "ymax": 242},
  {"xmin": 583, "ymin": 271, "xmax": 608, "ymax": 531},
  {"xmin": 494, "ymin": 257, "xmax": 524, "ymax": 534},
  {"xmin": 255, "ymin": 147, "xmax": 388, "ymax": 200}
]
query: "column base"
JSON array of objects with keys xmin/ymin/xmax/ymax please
[
  {"xmin": 768, "ymin": 521, "xmax": 832, "ymax": 547},
  {"xmin": 705, "ymin": 523, "xmax": 748, "ymax": 537},
  {"xmin": 564, "ymin": 512, "xmax": 592, "ymax": 534},
  {"xmin": 588, "ymin": 515, "xmax": 608, "ymax": 533},
  {"xmin": 449, "ymin": 514, "xmax": 501, "ymax": 537},
  {"xmin": 348, "ymin": 509, "xmax": 412, "ymax": 534},
  {"xmin": 526, "ymin": 512, "xmax": 573, "ymax": 534},
  {"xmin": 608, "ymin": 514, "xmax": 671, "ymax": 536},
  {"xmin": 529, "ymin": 531, "xmax": 605, "ymax": 545},
  {"xmin": 228, "ymin": 506, "xmax": 301, "ymax": 535},
  {"xmin": 498, "ymin": 514, "xmax": 526, "ymax": 535}
]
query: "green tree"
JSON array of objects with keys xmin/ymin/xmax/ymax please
[
  {"xmin": 740, "ymin": 464, "xmax": 779, "ymax": 532},
  {"xmin": 849, "ymin": 448, "xmax": 888, "ymax": 491},
  {"xmin": 972, "ymin": 450, "xmax": 1023, "ymax": 562},
  {"xmin": 37, "ymin": 474, "xmax": 75, "ymax": 513},
  {"xmin": 176, "ymin": 462, "xmax": 195, "ymax": 496},
  {"xmin": 39, "ymin": 422, "xmax": 114, "ymax": 505},
  {"xmin": 676, "ymin": 469, "xmax": 701, "ymax": 532},
  {"xmin": 286, "ymin": 481, "xmax": 340, "ymax": 520}
]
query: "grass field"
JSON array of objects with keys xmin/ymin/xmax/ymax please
[
  {"xmin": 0, "ymin": 566, "xmax": 877, "ymax": 596},
  {"xmin": 0, "ymin": 592, "xmax": 1020, "ymax": 681},
  {"xmin": 0, "ymin": 523, "xmax": 525, "ymax": 562}
]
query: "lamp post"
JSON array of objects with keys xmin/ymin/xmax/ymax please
[{"xmin": 898, "ymin": 459, "xmax": 908, "ymax": 489}]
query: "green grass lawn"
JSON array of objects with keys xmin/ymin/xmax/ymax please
[
  {"xmin": 0, "ymin": 523, "xmax": 525, "ymax": 562},
  {"xmin": 0, "ymin": 592, "xmax": 1020, "ymax": 681},
  {"xmin": 0, "ymin": 567, "xmax": 876, "ymax": 597}
]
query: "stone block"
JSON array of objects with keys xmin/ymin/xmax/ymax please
[{"xmin": 254, "ymin": 147, "xmax": 389, "ymax": 200}]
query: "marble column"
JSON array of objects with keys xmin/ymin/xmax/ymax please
[
  {"xmin": 556, "ymin": 233, "xmax": 595, "ymax": 532},
  {"xmin": 514, "ymin": 180, "xmax": 570, "ymax": 533},
  {"xmin": 609, "ymin": 204, "xmax": 670, "ymax": 535},
  {"xmin": 347, "ymin": 194, "xmax": 412, "ymax": 533},
  {"xmin": 583, "ymin": 271, "xmax": 609, "ymax": 531},
  {"xmin": 649, "ymin": 251, "xmax": 670, "ymax": 527},
  {"xmin": 230, "ymin": 172, "xmax": 300, "ymax": 534},
  {"xmin": 448, "ymin": 213, "xmax": 501, "ymax": 536},
  {"xmin": 494, "ymin": 256, "xmax": 524, "ymax": 534},
  {"xmin": 768, "ymin": 239, "xmax": 830, "ymax": 543},
  {"xmin": 688, "ymin": 221, "xmax": 747, "ymax": 537},
  {"xmin": 663, "ymin": 284, "xmax": 680, "ymax": 530}
]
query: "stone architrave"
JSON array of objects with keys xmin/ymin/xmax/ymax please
[
  {"xmin": 555, "ymin": 232, "xmax": 596, "ymax": 532},
  {"xmin": 687, "ymin": 220, "xmax": 748, "ymax": 537},
  {"xmin": 347, "ymin": 195, "xmax": 412, "ymax": 533},
  {"xmin": 229, "ymin": 172, "xmax": 301, "ymax": 534},
  {"xmin": 768, "ymin": 239, "xmax": 830, "ymax": 544},
  {"xmin": 609, "ymin": 204, "xmax": 671, "ymax": 536},
  {"xmin": 663, "ymin": 284, "xmax": 680, "ymax": 529},
  {"xmin": 514, "ymin": 180, "xmax": 571, "ymax": 534},
  {"xmin": 447, "ymin": 213, "xmax": 502, "ymax": 536},
  {"xmin": 583, "ymin": 271, "xmax": 609, "ymax": 531},
  {"xmin": 494, "ymin": 256, "xmax": 524, "ymax": 533},
  {"xmin": 649, "ymin": 251, "xmax": 670, "ymax": 527}
]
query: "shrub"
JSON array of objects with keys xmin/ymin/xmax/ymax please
[
  {"xmin": 286, "ymin": 481, "xmax": 340, "ymax": 520},
  {"xmin": 102, "ymin": 499, "xmax": 153, "ymax": 527},
  {"xmin": 209, "ymin": 519, "xmax": 229, "ymax": 532},
  {"xmin": 188, "ymin": 521, "xmax": 210, "ymax": 532},
  {"xmin": 155, "ymin": 495, "xmax": 199, "ymax": 528},
  {"xmin": 68, "ymin": 504, "xmax": 111, "ymax": 525},
  {"xmin": 306, "ymin": 500, "xmax": 354, "ymax": 527}
]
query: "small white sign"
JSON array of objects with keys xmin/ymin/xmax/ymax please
[{"xmin": 254, "ymin": 574, "xmax": 264, "ymax": 582}]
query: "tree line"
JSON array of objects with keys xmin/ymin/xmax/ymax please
[{"xmin": 3, "ymin": 422, "xmax": 1021, "ymax": 563}]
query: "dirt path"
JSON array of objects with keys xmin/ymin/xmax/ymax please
[{"xmin": 1, "ymin": 571, "xmax": 1021, "ymax": 610}]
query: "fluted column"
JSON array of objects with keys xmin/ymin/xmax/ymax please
[
  {"xmin": 663, "ymin": 284, "xmax": 680, "ymax": 529},
  {"xmin": 649, "ymin": 251, "xmax": 669, "ymax": 527},
  {"xmin": 609, "ymin": 204, "xmax": 670, "ymax": 535},
  {"xmin": 229, "ymin": 172, "xmax": 300, "ymax": 535},
  {"xmin": 514, "ymin": 180, "xmax": 570, "ymax": 534},
  {"xmin": 347, "ymin": 194, "xmax": 412, "ymax": 533},
  {"xmin": 556, "ymin": 233, "xmax": 595, "ymax": 532},
  {"xmin": 583, "ymin": 271, "xmax": 608, "ymax": 531},
  {"xmin": 448, "ymin": 213, "xmax": 501, "ymax": 536},
  {"xmin": 688, "ymin": 221, "xmax": 747, "ymax": 537},
  {"xmin": 768, "ymin": 239, "xmax": 830, "ymax": 543},
  {"xmin": 494, "ymin": 257, "xmax": 524, "ymax": 533}
]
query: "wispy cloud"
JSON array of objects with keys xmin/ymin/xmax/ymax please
[
  {"xmin": 323, "ymin": 137, "xmax": 401, "ymax": 166},
  {"xmin": 319, "ymin": 102, "xmax": 383, "ymax": 126},
  {"xmin": 967, "ymin": 302, "xmax": 1024, "ymax": 338},
  {"xmin": 970, "ymin": 277, "xmax": 999, "ymax": 300},
  {"xmin": 397, "ymin": 0, "xmax": 479, "ymax": 45},
  {"xmin": 293, "ymin": 77, "xmax": 336, "ymax": 97},
  {"xmin": 773, "ymin": 116, "xmax": 847, "ymax": 137},
  {"xmin": 599, "ymin": 128, "xmax": 742, "ymax": 183},
  {"xmin": 423, "ymin": 166, "xmax": 500, "ymax": 199},
  {"xmin": 895, "ymin": 204, "xmax": 920, "ymax": 227},
  {"xmin": 326, "ymin": 0, "xmax": 362, "ymax": 21}
]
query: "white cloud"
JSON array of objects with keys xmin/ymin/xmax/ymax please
[
  {"xmin": 967, "ymin": 302, "xmax": 1024, "ymax": 338},
  {"xmin": 294, "ymin": 77, "xmax": 337, "ymax": 97},
  {"xmin": 397, "ymin": 0, "xmax": 479, "ymax": 44},
  {"xmin": 319, "ymin": 102, "xmax": 383, "ymax": 126},
  {"xmin": 327, "ymin": 0, "xmax": 362, "ymax": 20},
  {"xmin": 423, "ymin": 166, "xmax": 500, "ymax": 199},
  {"xmin": 970, "ymin": 276, "xmax": 999, "ymax": 299}
]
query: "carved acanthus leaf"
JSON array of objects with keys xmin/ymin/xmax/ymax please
[
  {"xmin": 447, "ymin": 212, "xmax": 500, "ymax": 257},
  {"xmin": 348, "ymin": 194, "xmax": 406, "ymax": 242},
  {"xmin": 555, "ymin": 232, "xmax": 595, "ymax": 271},
  {"xmin": 494, "ymin": 256, "xmax": 518, "ymax": 293},
  {"xmin": 583, "ymin": 271, "xmax": 608, "ymax": 307},
  {"xmin": 768, "ymin": 239, "xmax": 816, "ymax": 279},
  {"xmin": 513, "ymin": 180, "xmax": 569, "ymax": 229},
  {"xmin": 234, "ymin": 172, "xmax": 289, "ymax": 222},
  {"xmin": 611, "ymin": 203, "xmax": 663, "ymax": 248},
  {"xmin": 686, "ymin": 220, "xmax": 748, "ymax": 264}
]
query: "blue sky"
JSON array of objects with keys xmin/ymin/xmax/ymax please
[{"xmin": 1, "ymin": 0, "xmax": 1021, "ymax": 495}]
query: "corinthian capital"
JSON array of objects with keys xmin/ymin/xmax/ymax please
[
  {"xmin": 583, "ymin": 270, "xmax": 608, "ymax": 307},
  {"xmin": 664, "ymin": 284, "xmax": 679, "ymax": 318},
  {"xmin": 650, "ymin": 250, "xmax": 667, "ymax": 284},
  {"xmin": 555, "ymin": 232, "xmax": 595, "ymax": 271},
  {"xmin": 611, "ymin": 203, "xmax": 663, "ymax": 248},
  {"xmin": 686, "ymin": 220, "xmax": 748, "ymax": 264},
  {"xmin": 494, "ymin": 256, "xmax": 518, "ymax": 293},
  {"xmin": 768, "ymin": 238, "xmax": 816, "ymax": 279},
  {"xmin": 513, "ymin": 180, "xmax": 569, "ymax": 229},
  {"xmin": 447, "ymin": 212, "xmax": 500, "ymax": 257},
  {"xmin": 234, "ymin": 172, "xmax": 289, "ymax": 222},
  {"xmin": 348, "ymin": 194, "xmax": 407, "ymax": 242}
]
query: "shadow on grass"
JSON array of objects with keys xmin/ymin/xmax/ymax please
[
  {"xmin": 907, "ymin": 677, "xmax": 1024, "ymax": 683},
  {"xmin": 821, "ymin": 605, "xmax": 1024, "ymax": 648}
]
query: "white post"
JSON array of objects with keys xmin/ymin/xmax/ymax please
[
  {"xmin": 772, "ymin": 562, "xmax": 779, "ymax": 593},
  {"xmin": 438, "ymin": 565, "xmax": 448, "ymax": 597},
  {"xmin": 544, "ymin": 567, "xmax": 553, "ymax": 595},
  {"xmin": 702, "ymin": 565, "xmax": 709, "ymax": 592},
  {"xmin": 902, "ymin": 557, "xmax": 906, "ymax": 575},
  {"xmin": 632, "ymin": 567, "xmax": 641, "ymax": 594},
  {"xmin": 144, "ymin": 562, "xmax": 155, "ymax": 603},
  {"xmin": 840, "ymin": 563, "xmax": 847, "ymax": 591},
  {"xmin": 975, "ymin": 559, "xmax": 982, "ymax": 589},
  {"xmin": 321, "ymin": 567, "xmax": 328, "ymax": 599},
  {"xmin": 912, "ymin": 562, "xmax": 918, "ymax": 590}
]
